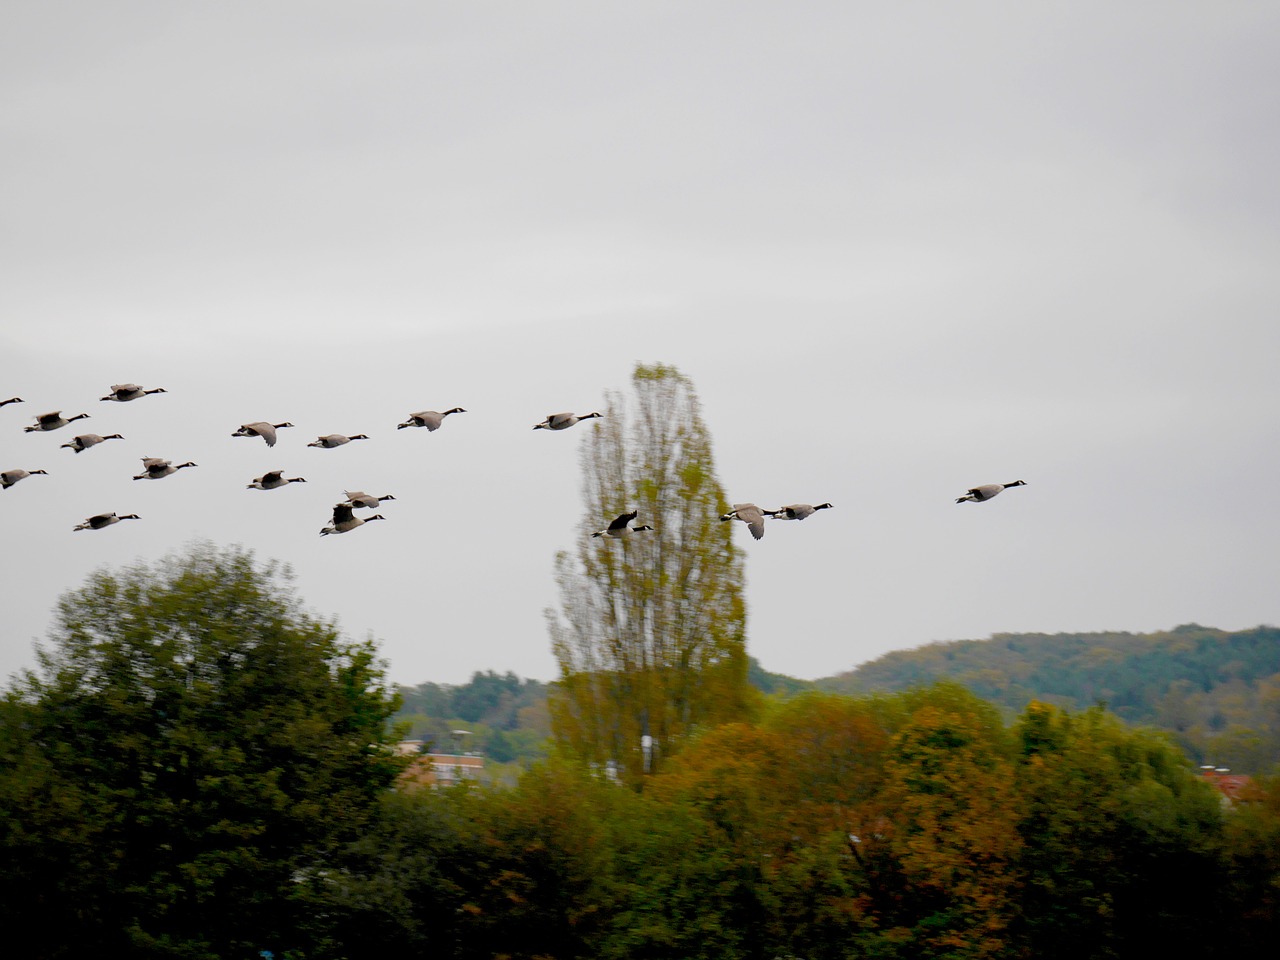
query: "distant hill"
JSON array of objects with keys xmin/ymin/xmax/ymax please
[
  {"xmin": 816, "ymin": 624, "xmax": 1280, "ymax": 773},
  {"xmin": 392, "ymin": 627, "xmax": 1280, "ymax": 775}
]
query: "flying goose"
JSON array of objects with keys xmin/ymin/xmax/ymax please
[
  {"xmin": 720, "ymin": 503, "xmax": 770, "ymax": 540},
  {"xmin": 308, "ymin": 433, "xmax": 370, "ymax": 448},
  {"xmin": 133, "ymin": 458, "xmax": 198, "ymax": 480},
  {"xmin": 2, "ymin": 468, "xmax": 49, "ymax": 490},
  {"xmin": 247, "ymin": 470, "xmax": 307, "ymax": 490},
  {"xmin": 24, "ymin": 411, "xmax": 89, "ymax": 433},
  {"xmin": 592, "ymin": 510, "xmax": 655, "ymax": 539},
  {"xmin": 398, "ymin": 408, "xmax": 466, "ymax": 430},
  {"xmin": 101, "ymin": 383, "xmax": 167, "ymax": 402},
  {"xmin": 343, "ymin": 490, "xmax": 396, "ymax": 509},
  {"xmin": 320, "ymin": 501, "xmax": 386, "ymax": 536},
  {"xmin": 0, "ymin": 397, "xmax": 23, "ymax": 407},
  {"xmin": 533, "ymin": 412, "xmax": 602, "ymax": 431},
  {"xmin": 73, "ymin": 512, "xmax": 140, "ymax": 531},
  {"xmin": 768, "ymin": 503, "xmax": 834, "ymax": 521},
  {"xmin": 232, "ymin": 422, "xmax": 294, "ymax": 447},
  {"xmin": 956, "ymin": 480, "xmax": 1027, "ymax": 504},
  {"xmin": 61, "ymin": 433, "xmax": 124, "ymax": 453}
]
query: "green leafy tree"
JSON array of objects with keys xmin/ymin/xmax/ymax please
[
  {"xmin": 0, "ymin": 544, "xmax": 403, "ymax": 959},
  {"xmin": 547, "ymin": 362, "xmax": 751, "ymax": 783},
  {"xmin": 873, "ymin": 684, "xmax": 1023, "ymax": 958},
  {"xmin": 1012, "ymin": 700, "xmax": 1227, "ymax": 960}
]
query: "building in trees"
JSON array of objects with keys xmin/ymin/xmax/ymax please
[{"xmin": 547, "ymin": 363, "xmax": 751, "ymax": 783}]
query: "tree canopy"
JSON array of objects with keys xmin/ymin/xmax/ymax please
[{"xmin": 0, "ymin": 543, "xmax": 402, "ymax": 959}]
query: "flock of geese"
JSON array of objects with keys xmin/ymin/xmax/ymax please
[{"xmin": 2, "ymin": 390, "xmax": 1028, "ymax": 540}]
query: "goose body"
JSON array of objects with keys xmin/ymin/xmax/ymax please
[
  {"xmin": 25, "ymin": 411, "xmax": 89, "ymax": 433},
  {"xmin": 61, "ymin": 433, "xmax": 124, "ymax": 453},
  {"xmin": 247, "ymin": 470, "xmax": 306, "ymax": 490},
  {"xmin": 343, "ymin": 490, "xmax": 396, "ymax": 509},
  {"xmin": 232, "ymin": 422, "xmax": 294, "ymax": 447},
  {"xmin": 398, "ymin": 408, "xmax": 466, "ymax": 430},
  {"xmin": 1, "ymin": 468, "xmax": 48, "ymax": 489},
  {"xmin": 308, "ymin": 433, "xmax": 369, "ymax": 448},
  {"xmin": 533, "ymin": 411, "xmax": 602, "ymax": 431},
  {"xmin": 101, "ymin": 383, "xmax": 167, "ymax": 402},
  {"xmin": 768, "ymin": 502, "xmax": 834, "ymax": 521},
  {"xmin": 73, "ymin": 512, "xmax": 140, "ymax": 531},
  {"xmin": 320, "ymin": 501, "xmax": 386, "ymax": 535},
  {"xmin": 721, "ymin": 503, "xmax": 769, "ymax": 540},
  {"xmin": 592, "ymin": 510, "xmax": 655, "ymax": 539},
  {"xmin": 956, "ymin": 480, "xmax": 1027, "ymax": 504},
  {"xmin": 133, "ymin": 459, "xmax": 197, "ymax": 480}
]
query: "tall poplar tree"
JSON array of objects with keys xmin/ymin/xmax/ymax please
[{"xmin": 547, "ymin": 363, "xmax": 750, "ymax": 783}]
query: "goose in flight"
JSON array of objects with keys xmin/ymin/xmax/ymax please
[
  {"xmin": 247, "ymin": 470, "xmax": 307, "ymax": 490},
  {"xmin": 101, "ymin": 384, "xmax": 167, "ymax": 402},
  {"xmin": 320, "ymin": 501, "xmax": 386, "ymax": 536},
  {"xmin": 533, "ymin": 412, "xmax": 602, "ymax": 431},
  {"xmin": 720, "ymin": 503, "xmax": 769, "ymax": 540},
  {"xmin": 956, "ymin": 480, "xmax": 1027, "ymax": 504},
  {"xmin": 308, "ymin": 433, "xmax": 369, "ymax": 448},
  {"xmin": 398, "ymin": 408, "xmax": 466, "ymax": 430},
  {"xmin": 343, "ymin": 490, "xmax": 396, "ymax": 509},
  {"xmin": 73, "ymin": 511, "xmax": 140, "ymax": 531},
  {"xmin": 232, "ymin": 422, "xmax": 294, "ymax": 447},
  {"xmin": 592, "ymin": 510, "xmax": 654, "ymax": 539},
  {"xmin": 768, "ymin": 503, "xmax": 834, "ymax": 521},
  {"xmin": 62, "ymin": 433, "xmax": 124, "ymax": 453},
  {"xmin": 25, "ymin": 411, "xmax": 89, "ymax": 433},
  {"xmin": 133, "ymin": 458, "xmax": 197, "ymax": 480},
  {"xmin": 2, "ymin": 468, "xmax": 48, "ymax": 490}
]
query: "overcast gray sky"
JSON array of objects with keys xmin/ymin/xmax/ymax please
[{"xmin": 3, "ymin": 2, "xmax": 1278, "ymax": 688}]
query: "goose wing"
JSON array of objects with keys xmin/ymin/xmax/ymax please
[{"xmin": 607, "ymin": 510, "xmax": 638, "ymax": 532}]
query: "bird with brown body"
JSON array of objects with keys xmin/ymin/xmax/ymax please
[
  {"xmin": 232, "ymin": 422, "xmax": 294, "ymax": 447},
  {"xmin": 720, "ymin": 503, "xmax": 770, "ymax": 540},
  {"xmin": 133, "ymin": 458, "xmax": 198, "ymax": 480},
  {"xmin": 101, "ymin": 384, "xmax": 167, "ymax": 402},
  {"xmin": 24, "ymin": 411, "xmax": 89, "ymax": 433},
  {"xmin": 767, "ymin": 502, "xmax": 834, "ymax": 521},
  {"xmin": 61, "ymin": 433, "xmax": 124, "ymax": 453},
  {"xmin": 343, "ymin": 491, "xmax": 396, "ymax": 509},
  {"xmin": 308, "ymin": 434, "xmax": 369, "ymax": 448},
  {"xmin": 2, "ymin": 468, "xmax": 48, "ymax": 490},
  {"xmin": 73, "ymin": 512, "xmax": 140, "ymax": 531},
  {"xmin": 955, "ymin": 480, "xmax": 1027, "ymax": 504},
  {"xmin": 247, "ymin": 470, "xmax": 307, "ymax": 490},
  {"xmin": 592, "ymin": 510, "xmax": 654, "ymax": 539},
  {"xmin": 320, "ymin": 501, "xmax": 386, "ymax": 535},
  {"xmin": 398, "ymin": 408, "xmax": 466, "ymax": 430},
  {"xmin": 533, "ymin": 412, "xmax": 602, "ymax": 431}
]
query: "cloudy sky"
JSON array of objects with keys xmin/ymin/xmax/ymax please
[{"xmin": 3, "ymin": 2, "xmax": 1277, "ymax": 688}]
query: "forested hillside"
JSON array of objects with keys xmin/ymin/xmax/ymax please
[
  {"xmin": 818, "ymin": 624, "xmax": 1280, "ymax": 772},
  {"xmin": 401, "ymin": 626, "xmax": 1280, "ymax": 776}
]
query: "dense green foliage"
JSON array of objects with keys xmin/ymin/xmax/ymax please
[
  {"xmin": 5, "ymin": 548, "xmax": 1278, "ymax": 958},
  {"xmin": 315, "ymin": 686, "xmax": 1279, "ymax": 959},
  {"xmin": 819, "ymin": 624, "xmax": 1280, "ymax": 772},
  {"xmin": 0, "ymin": 545, "xmax": 403, "ymax": 959}
]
